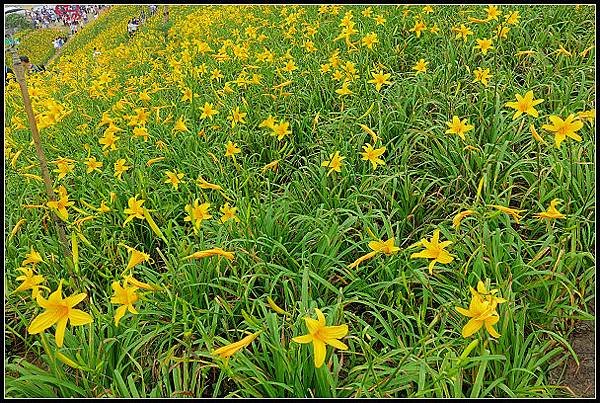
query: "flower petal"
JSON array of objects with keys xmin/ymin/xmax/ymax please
[
  {"xmin": 64, "ymin": 292, "xmax": 87, "ymax": 308},
  {"xmin": 554, "ymin": 132, "xmax": 566, "ymax": 148},
  {"xmin": 321, "ymin": 324, "xmax": 348, "ymax": 339},
  {"xmin": 569, "ymin": 120, "xmax": 584, "ymax": 132},
  {"xmin": 28, "ymin": 309, "xmax": 62, "ymax": 334},
  {"xmin": 455, "ymin": 306, "xmax": 473, "ymax": 317},
  {"xmin": 368, "ymin": 240, "xmax": 384, "ymax": 251},
  {"xmin": 54, "ymin": 316, "xmax": 68, "ymax": 347},
  {"xmin": 114, "ymin": 305, "xmax": 128, "ymax": 327},
  {"xmin": 292, "ymin": 334, "xmax": 314, "ymax": 344},
  {"xmin": 432, "ymin": 230, "xmax": 440, "ymax": 244},
  {"xmin": 428, "ymin": 259, "xmax": 436, "ymax": 274},
  {"xmin": 438, "ymin": 240, "xmax": 453, "ymax": 248},
  {"xmin": 315, "ymin": 308, "xmax": 326, "ymax": 327},
  {"xmin": 436, "ymin": 250, "xmax": 454, "ymax": 264},
  {"xmin": 410, "ymin": 250, "xmax": 438, "ymax": 259},
  {"xmin": 304, "ymin": 317, "xmax": 321, "ymax": 334},
  {"xmin": 548, "ymin": 115, "xmax": 563, "ymax": 126},
  {"xmin": 324, "ymin": 338, "xmax": 348, "ymax": 350},
  {"xmin": 462, "ymin": 318, "xmax": 483, "ymax": 338},
  {"xmin": 313, "ymin": 339, "xmax": 327, "ymax": 368},
  {"xmin": 484, "ymin": 316, "xmax": 501, "ymax": 338},
  {"xmin": 69, "ymin": 309, "xmax": 93, "ymax": 326},
  {"xmin": 127, "ymin": 304, "xmax": 139, "ymax": 315},
  {"xmin": 477, "ymin": 281, "xmax": 486, "ymax": 294}
]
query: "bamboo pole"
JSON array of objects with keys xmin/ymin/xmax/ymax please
[{"xmin": 10, "ymin": 48, "xmax": 73, "ymax": 265}]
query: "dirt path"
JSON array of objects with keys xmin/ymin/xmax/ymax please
[
  {"xmin": 551, "ymin": 298, "xmax": 595, "ymax": 397},
  {"xmin": 46, "ymin": 45, "xmax": 63, "ymax": 66},
  {"xmin": 565, "ymin": 322, "xmax": 595, "ymax": 397}
]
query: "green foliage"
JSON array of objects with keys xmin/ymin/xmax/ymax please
[
  {"xmin": 6, "ymin": 13, "xmax": 33, "ymax": 32},
  {"xmin": 4, "ymin": 4, "xmax": 595, "ymax": 398}
]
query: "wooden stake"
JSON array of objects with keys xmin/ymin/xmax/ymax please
[{"xmin": 10, "ymin": 48, "xmax": 73, "ymax": 264}]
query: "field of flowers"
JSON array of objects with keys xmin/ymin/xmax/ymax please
[
  {"xmin": 4, "ymin": 4, "xmax": 595, "ymax": 398},
  {"xmin": 5, "ymin": 26, "xmax": 68, "ymax": 69}
]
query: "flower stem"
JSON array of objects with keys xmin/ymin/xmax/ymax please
[
  {"xmin": 40, "ymin": 332, "xmax": 58, "ymax": 374},
  {"xmin": 568, "ymin": 144, "xmax": 574, "ymax": 204},
  {"xmin": 537, "ymin": 143, "xmax": 541, "ymax": 201}
]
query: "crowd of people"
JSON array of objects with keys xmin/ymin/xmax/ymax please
[
  {"xmin": 27, "ymin": 5, "xmax": 110, "ymax": 31},
  {"xmin": 27, "ymin": 6, "xmax": 58, "ymax": 29}
]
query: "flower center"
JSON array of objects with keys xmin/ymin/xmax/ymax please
[
  {"xmin": 313, "ymin": 327, "xmax": 327, "ymax": 342},
  {"xmin": 56, "ymin": 304, "xmax": 70, "ymax": 318},
  {"xmin": 429, "ymin": 245, "xmax": 441, "ymax": 258},
  {"xmin": 519, "ymin": 101, "xmax": 530, "ymax": 112}
]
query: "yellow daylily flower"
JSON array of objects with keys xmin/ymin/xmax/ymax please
[
  {"xmin": 85, "ymin": 157, "xmax": 103, "ymax": 173},
  {"xmin": 541, "ymin": 114, "xmax": 584, "ymax": 149},
  {"xmin": 184, "ymin": 248, "xmax": 235, "ymax": 261},
  {"xmin": 321, "ymin": 151, "xmax": 345, "ymax": 175},
  {"xmin": 367, "ymin": 70, "xmax": 392, "ymax": 92},
  {"xmin": 28, "ymin": 280, "xmax": 93, "ymax": 347},
  {"xmin": 14, "ymin": 267, "xmax": 46, "ymax": 298},
  {"xmin": 123, "ymin": 196, "xmax": 146, "ymax": 226},
  {"xmin": 292, "ymin": 308, "xmax": 348, "ymax": 368},
  {"xmin": 46, "ymin": 186, "xmax": 74, "ymax": 221},
  {"xmin": 271, "ymin": 121, "xmax": 292, "ymax": 141},
  {"xmin": 213, "ymin": 331, "xmax": 262, "ymax": 359},
  {"xmin": 535, "ymin": 199, "xmax": 566, "ymax": 220},
  {"xmin": 200, "ymin": 102, "xmax": 219, "ymax": 120},
  {"xmin": 410, "ymin": 229, "xmax": 454, "ymax": 274},
  {"xmin": 224, "ymin": 141, "xmax": 241, "ymax": 158},
  {"xmin": 504, "ymin": 91, "xmax": 544, "ymax": 120},
  {"xmin": 173, "ymin": 117, "xmax": 190, "ymax": 133},
  {"xmin": 122, "ymin": 245, "xmax": 151, "ymax": 272},
  {"xmin": 410, "ymin": 21, "xmax": 427, "ymax": 38},
  {"xmin": 349, "ymin": 237, "xmax": 399, "ymax": 269},
  {"xmin": 490, "ymin": 204, "xmax": 526, "ymax": 224},
  {"xmin": 165, "ymin": 170, "xmax": 185, "ymax": 190},
  {"xmin": 453, "ymin": 210, "xmax": 475, "ymax": 229},
  {"xmin": 220, "ymin": 203, "xmax": 240, "ymax": 223},
  {"xmin": 184, "ymin": 200, "xmax": 212, "ymax": 231},
  {"xmin": 474, "ymin": 37, "xmax": 494, "ymax": 55},
  {"xmin": 455, "ymin": 281, "xmax": 505, "ymax": 338},
  {"xmin": 445, "ymin": 116, "xmax": 474, "ymax": 140},
  {"xmin": 473, "ymin": 67, "xmax": 492, "ymax": 86},
  {"xmin": 22, "ymin": 247, "xmax": 44, "ymax": 266},
  {"xmin": 111, "ymin": 279, "xmax": 139, "ymax": 326},
  {"xmin": 360, "ymin": 143, "xmax": 386, "ymax": 170},
  {"xmin": 114, "ymin": 159, "xmax": 131, "ymax": 181},
  {"xmin": 413, "ymin": 58, "xmax": 428, "ymax": 74}
]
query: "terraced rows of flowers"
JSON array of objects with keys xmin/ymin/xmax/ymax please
[{"xmin": 4, "ymin": 4, "xmax": 595, "ymax": 398}]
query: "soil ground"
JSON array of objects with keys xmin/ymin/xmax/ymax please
[{"xmin": 552, "ymin": 299, "xmax": 595, "ymax": 398}]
